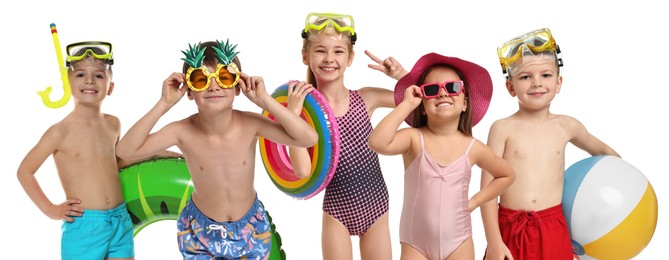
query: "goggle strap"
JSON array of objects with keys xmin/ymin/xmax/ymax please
[
  {"xmin": 301, "ymin": 29, "xmax": 357, "ymax": 44},
  {"xmin": 65, "ymin": 56, "xmax": 114, "ymax": 67},
  {"xmin": 556, "ymin": 45, "xmax": 564, "ymax": 67}
]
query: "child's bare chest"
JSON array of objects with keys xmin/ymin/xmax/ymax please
[
  {"xmin": 60, "ymin": 124, "xmax": 117, "ymax": 156},
  {"xmin": 506, "ymin": 125, "xmax": 570, "ymax": 159}
]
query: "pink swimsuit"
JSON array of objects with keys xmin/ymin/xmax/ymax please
[{"xmin": 400, "ymin": 130, "xmax": 474, "ymax": 259}]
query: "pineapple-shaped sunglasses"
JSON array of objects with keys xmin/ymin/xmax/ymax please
[{"xmin": 182, "ymin": 39, "xmax": 240, "ymax": 92}]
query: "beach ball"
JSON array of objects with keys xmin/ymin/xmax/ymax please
[{"xmin": 562, "ymin": 155, "xmax": 657, "ymax": 259}]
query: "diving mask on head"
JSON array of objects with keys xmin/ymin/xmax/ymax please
[
  {"xmin": 66, "ymin": 41, "xmax": 113, "ymax": 67},
  {"xmin": 301, "ymin": 12, "xmax": 357, "ymax": 44},
  {"xmin": 497, "ymin": 28, "xmax": 563, "ymax": 76},
  {"xmin": 181, "ymin": 39, "xmax": 241, "ymax": 92}
]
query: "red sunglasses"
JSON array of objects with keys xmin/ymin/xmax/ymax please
[{"xmin": 419, "ymin": 80, "xmax": 465, "ymax": 99}]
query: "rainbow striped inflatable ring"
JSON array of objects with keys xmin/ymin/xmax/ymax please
[{"xmin": 259, "ymin": 84, "xmax": 340, "ymax": 199}]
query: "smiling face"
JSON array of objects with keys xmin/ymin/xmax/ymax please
[
  {"xmin": 506, "ymin": 56, "xmax": 562, "ymax": 111},
  {"xmin": 187, "ymin": 64, "xmax": 239, "ymax": 112},
  {"xmin": 302, "ymin": 27, "xmax": 354, "ymax": 86},
  {"xmin": 417, "ymin": 66, "xmax": 469, "ymax": 127},
  {"xmin": 68, "ymin": 57, "xmax": 114, "ymax": 106}
]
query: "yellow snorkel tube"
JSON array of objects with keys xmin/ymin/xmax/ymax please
[{"xmin": 38, "ymin": 23, "xmax": 71, "ymax": 109}]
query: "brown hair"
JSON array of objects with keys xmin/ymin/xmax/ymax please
[{"xmin": 412, "ymin": 65, "xmax": 473, "ymax": 136}]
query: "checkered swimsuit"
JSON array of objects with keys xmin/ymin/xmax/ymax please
[{"xmin": 322, "ymin": 90, "xmax": 389, "ymax": 236}]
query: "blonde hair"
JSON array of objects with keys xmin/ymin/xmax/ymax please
[{"xmin": 301, "ymin": 25, "xmax": 354, "ymax": 87}]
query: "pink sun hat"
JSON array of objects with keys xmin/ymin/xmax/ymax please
[{"xmin": 394, "ymin": 52, "xmax": 493, "ymax": 127}]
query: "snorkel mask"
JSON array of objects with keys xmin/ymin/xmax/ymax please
[
  {"xmin": 497, "ymin": 28, "xmax": 563, "ymax": 77},
  {"xmin": 65, "ymin": 41, "xmax": 114, "ymax": 67},
  {"xmin": 181, "ymin": 39, "xmax": 240, "ymax": 92},
  {"xmin": 301, "ymin": 12, "xmax": 357, "ymax": 44}
]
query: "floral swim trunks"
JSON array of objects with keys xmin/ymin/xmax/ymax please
[{"xmin": 177, "ymin": 197, "xmax": 273, "ymax": 259}]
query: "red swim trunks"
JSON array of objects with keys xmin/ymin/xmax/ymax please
[{"xmin": 497, "ymin": 204, "xmax": 573, "ymax": 260}]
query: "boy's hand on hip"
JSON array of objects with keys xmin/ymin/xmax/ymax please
[{"xmin": 47, "ymin": 199, "xmax": 83, "ymax": 223}]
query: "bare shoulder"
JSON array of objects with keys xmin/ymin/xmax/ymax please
[
  {"xmin": 233, "ymin": 110, "xmax": 275, "ymax": 139},
  {"xmin": 103, "ymin": 113, "xmax": 121, "ymax": 130},
  {"xmin": 235, "ymin": 109, "xmax": 266, "ymax": 124},
  {"xmin": 470, "ymin": 137, "xmax": 491, "ymax": 156},
  {"xmin": 553, "ymin": 114, "xmax": 586, "ymax": 132},
  {"xmin": 172, "ymin": 114, "xmax": 199, "ymax": 130},
  {"xmin": 489, "ymin": 116, "xmax": 516, "ymax": 133},
  {"xmin": 103, "ymin": 113, "xmax": 120, "ymax": 123},
  {"xmin": 42, "ymin": 121, "xmax": 68, "ymax": 142}
]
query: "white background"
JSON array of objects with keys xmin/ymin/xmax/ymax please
[{"xmin": 2, "ymin": 0, "xmax": 666, "ymax": 259}]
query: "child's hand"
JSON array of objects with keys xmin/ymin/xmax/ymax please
[
  {"xmin": 47, "ymin": 199, "xmax": 83, "ymax": 222},
  {"xmin": 161, "ymin": 72, "xmax": 188, "ymax": 106},
  {"xmin": 484, "ymin": 242, "xmax": 514, "ymax": 260},
  {"xmin": 402, "ymin": 85, "xmax": 423, "ymax": 108},
  {"xmin": 365, "ymin": 50, "xmax": 408, "ymax": 80},
  {"xmin": 287, "ymin": 81, "xmax": 314, "ymax": 115},
  {"xmin": 239, "ymin": 73, "xmax": 269, "ymax": 107}
]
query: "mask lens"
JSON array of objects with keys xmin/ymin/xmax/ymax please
[
  {"xmin": 68, "ymin": 43, "xmax": 110, "ymax": 56},
  {"xmin": 422, "ymin": 84, "xmax": 440, "ymax": 97},
  {"xmin": 309, "ymin": 16, "xmax": 330, "ymax": 27},
  {"xmin": 525, "ymin": 34, "xmax": 549, "ymax": 48},
  {"xmin": 305, "ymin": 13, "xmax": 354, "ymax": 33},
  {"xmin": 500, "ymin": 29, "xmax": 552, "ymax": 59},
  {"xmin": 189, "ymin": 69, "xmax": 209, "ymax": 91}
]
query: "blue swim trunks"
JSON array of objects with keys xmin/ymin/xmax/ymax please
[
  {"xmin": 177, "ymin": 197, "xmax": 273, "ymax": 259},
  {"xmin": 61, "ymin": 202, "xmax": 134, "ymax": 259}
]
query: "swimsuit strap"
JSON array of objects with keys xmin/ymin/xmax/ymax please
[
  {"xmin": 417, "ymin": 129, "xmax": 425, "ymax": 150},
  {"xmin": 464, "ymin": 138, "xmax": 476, "ymax": 155}
]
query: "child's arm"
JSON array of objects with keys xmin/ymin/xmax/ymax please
[
  {"xmin": 238, "ymin": 73, "xmax": 318, "ymax": 148},
  {"xmin": 116, "ymin": 72, "xmax": 188, "ymax": 160},
  {"xmin": 17, "ymin": 125, "xmax": 83, "ymax": 222},
  {"xmin": 470, "ymin": 141, "xmax": 515, "ymax": 212},
  {"xmin": 286, "ymin": 81, "xmax": 315, "ymax": 178},
  {"xmin": 566, "ymin": 116, "xmax": 620, "ymax": 157},
  {"xmin": 368, "ymin": 85, "xmax": 422, "ymax": 155},
  {"xmin": 110, "ymin": 114, "xmax": 183, "ymax": 169},
  {"xmin": 117, "ymin": 149, "xmax": 183, "ymax": 169},
  {"xmin": 480, "ymin": 121, "xmax": 515, "ymax": 260},
  {"xmin": 358, "ymin": 87, "xmax": 395, "ymax": 113}
]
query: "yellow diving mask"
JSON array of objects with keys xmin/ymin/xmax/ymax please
[
  {"xmin": 497, "ymin": 28, "xmax": 563, "ymax": 76},
  {"xmin": 65, "ymin": 41, "xmax": 113, "ymax": 67},
  {"xmin": 181, "ymin": 39, "xmax": 241, "ymax": 92},
  {"xmin": 301, "ymin": 12, "xmax": 357, "ymax": 44}
]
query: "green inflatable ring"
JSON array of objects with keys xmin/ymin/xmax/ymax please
[{"xmin": 119, "ymin": 158, "xmax": 286, "ymax": 259}]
